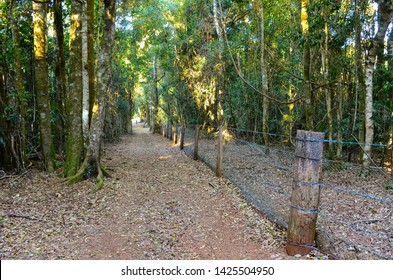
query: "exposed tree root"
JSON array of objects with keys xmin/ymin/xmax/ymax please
[
  {"xmin": 65, "ymin": 156, "xmax": 110, "ymax": 191},
  {"xmin": 64, "ymin": 156, "xmax": 89, "ymax": 185},
  {"xmin": 93, "ymin": 167, "xmax": 104, "ymax": 193}
]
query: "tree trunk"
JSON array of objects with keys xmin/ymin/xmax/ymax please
[
  {"xmin": 322, "ymin": 8, "xmax": 333, "ymax": 159},
  {"xmin": 53, "ymin": 0, "xmax": 67, "ymax": 154},
  {"xmin": 64, "ymin": 0, "xmax": 84, "ymax": 177},
  {"xmin": 301, "ymin": 0, "xmax": 313, "ymax": 130},
  {"xmin": 259, "ymin": 0, "xmax": 269, "ymax": 148},
  {"xmin": 363, "ymin": 1, "xmax": 393, "ymax": 167},
  {"xmin": 354, "ymin": 0, "xmax": 365, "ymax": 162},
  {"xmin": 388, "ymin": 29, "xmax": 393, "ymax": 173},
  {"xmin": 87, "ymin": 0, "xmax": 95, "ymax": 125},
  {"xmin": 82, "ymin": 1, "xmax": 90, "ymax": 140},
  {"xmin": 152, "ymin": 57, "xmax": 159, "ymax": 133},
  {"xmin": 213, "ymin": 0, "xmax": 225, "ymax": 125},
  {"xmin": 11, "ymin": 0, "xmax": 26, "ymax": 171},
  {"xmin": 126, "ymin": 86, "xmax": 134, "ymax": 134},
  {"xmin": 67, "ymin": 0, "xmax": 116, "ymax": 190},
  {"xmin": 33, "ymin": 0, "xmax": 54, "ymax": 172},
  {"xmin": 336, "ymin": 75, "xmax": 344, "ymax": 160}
]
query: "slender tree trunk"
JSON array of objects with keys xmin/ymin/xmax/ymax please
[
  {"xmin": 258, "ymin": 0, "xmax": 269, "ymax": 148},
  {"xmin": 53, "ymin": 0, "xmax": 67, "ymax": 154},
  {"xmin": 388, "ymin": 29, "xmax": 393, "ymax": 172},
  {"xmin": 11, "ymin": 0, "xmax": 26, "ymax": 171},
  {"xmin": 82, "ymin": 1, "xmax": 90, "ymax": 140},
  {"xmin": 0, "ymin": 1, "xmax": 9, "ymax": 169},
  {"xmin": 64, "ymin": 0, "xmax": 84, "ymax": 177},
  {"xmin": 147, "ymin": 102, "xmax": 151, "ymax": 127},
  {"xmin": 152, "ymin": 57, "xmax": 159, "ymax": 133},
  {"xmin": 0, "ymin": 52, "xmax": 11, "ymax": 170},
  {"xmin": 322, "ymin": 9, "xmax": 333, "ymax": 159},
  {"xmin": 301, "ymin": 0, "xmax": 313, "ymax": 130},
  {"xmin": 354, "ymin": 0, "xmax": 365, "ymax": 162},
  {"xmin": 33, "ymin": 0, "xmax": 54, "ymax": 172},
  {"xmin": 336, "ymin": 75, "xmax": 344, "ymax": 160},
  {"xmin": 126, "ymin": 86, "xmax": 134, "ymax": 134},
  {"xmin": 87, "ymin": 0, "xmax": 95, "ymax": 125},
  {"xmin": 213, "ymin": 0, "xmax": 225, "ymax": 125},
  {"xmin": 363, "ymin": 1, "xmax": 393, "ymax": 167}
]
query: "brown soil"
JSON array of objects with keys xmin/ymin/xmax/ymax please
[{"xmin": 0, "ymin": 124, "xmax": 312, "ymax": 260}]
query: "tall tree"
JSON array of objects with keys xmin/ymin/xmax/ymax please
[
  {"xmin": 301, "ymin": 0, "xmax": 313, "ymax": 130},
  {"xmin": 33, "ymin": 0, "xmax": 54, "ymax": 172},
  {"xmin": 53, "ymin": 0, "xmax": 67, "ymax": 152},
  {"xmin": 363, "ymin": 0, "xmax": 393, "ymax": 167},
  {"xmin": 87, "ymin": 0, "xmax": 95, "ymax": 125},
  {"xmin": 256, "ymin": 0, "xmax": 269, "ymax": 147},
  {"xmin": 151, "ymin": 56, "xmax": 159, "ymax": 133},
  {"xmin": 64, "ymin": 0, "xmax": 84, "ymax": 177},
  {"xmin": 388, "ymin": 29, "xmax": 393, "ymax": 171},
  {"xmin": 67, "ymin": 0, "xmax": 117, "ymax": 189}
]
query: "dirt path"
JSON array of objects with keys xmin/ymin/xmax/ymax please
[{"xmin": 1, "ymin": 124, "xmax": 294, "ymax": 260}]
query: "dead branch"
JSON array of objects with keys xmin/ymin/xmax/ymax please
[{"xmin": 7, "ymin": 213, "xmax": 43, "ymax": 222}]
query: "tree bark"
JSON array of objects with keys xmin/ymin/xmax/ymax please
[
  {"xmin": 213, "ymin": 0, "xmax": 225, "ymax": 125},
  {"xmin": 258, "ymin": 0, "xmax": 269, "ymax": 148},
  {"xmin": 33, "ymin": 0, "xmax": 54, "ymax": 172},
  {"xmin": 388, "ymin": 29, "xmax": 393, "ymax": 172},
  {"xmin": 354, "ymin": 0, "xmax": 365, "ymax": 162},
  {"xmin": 67, "ymin": 0, "xmax": 116, "ymax": 190},
  {"xmin": 82, "ymin": 1, "xmax": 90, "ymax": 140},
  {"xmin": 152, "ymin": 57, "xmax": 159, "ymax": 133},
  {"xmin": 301, "ymin": 0, "xmax": 313, "ymax": 130},
  {"xmin": 11, "ymin": 0, "xmax": 26, "ymax": 171},
  {"xmin": 53, "ymin": 0, "xmax": 67, "ymax": 154},
  {"xmin": 87, "ymin": 0, "xmax": 95, "ymax": 125},
  {"xmin": 64, "ymin": 0, "xmax": 84, "ymax": 177},
  {"xmin": 363, "ymin": 0, "xmax": 393, "ymax": 167}
]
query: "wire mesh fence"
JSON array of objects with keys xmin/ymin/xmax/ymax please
[{"xmin": 176, "ymin": 124, "xmax": 393, "ymax": 259}]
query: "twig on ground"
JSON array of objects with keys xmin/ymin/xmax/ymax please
[
  {"xmin": 7, "ymin": 213, "xmax": 43, "ymax": 222},
  {"xmin": 0, "ymin": 170, "xmax": 28, "ymax": 183}
]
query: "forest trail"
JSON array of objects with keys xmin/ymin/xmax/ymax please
[{"xmin": 1, "ymin": 124, "xmax": 294, "ymax": 260}]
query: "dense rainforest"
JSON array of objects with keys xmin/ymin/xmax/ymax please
[{"xmin": 0, "ymin": 0, "xmax": 392, "ymax": 187}]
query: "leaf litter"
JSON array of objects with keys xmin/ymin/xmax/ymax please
[{"xmin": 0, "ymin": 124, "xmax": 322, "ymax": 260}]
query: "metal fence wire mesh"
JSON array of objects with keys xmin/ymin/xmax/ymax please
[{"xmin": 181, "ymin": 125, "xmax": 393, "ymax": 260}]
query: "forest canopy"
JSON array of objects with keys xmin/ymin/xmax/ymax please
[{"xmin": 0, "ymin": 0, "xmax": 392, "ymax": 184}]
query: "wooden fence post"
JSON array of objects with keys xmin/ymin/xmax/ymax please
[
  {"xmin": 180, "ymin": 126, "xmax": 185, "ymax": 150},
  {"xmin": 194, "ymin": 126, "xmax": 200, "ymax": 160},
  {"xmin": 216, "ymin": 126, "xmax": 223, "ymax": 177},
  {"xmin": 286, "ymin": 130, "xmax": 324, "ymax": 256}
]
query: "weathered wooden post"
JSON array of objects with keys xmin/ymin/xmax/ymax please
[
  {"xmin": 286, "ymin": 130, "xmax": 324, "ymax": 256},
  {"xmin": 193, "ymin": 125, "xmax": 200, "ymax": 160},
  {"xmin": 180, "ymin": 126, "xmax": 185, "ymax": 150},
  {"xmin": 162, "ymin": 125, "xmax": 165, "ymax": 137},
  {"xmin": 216, "ymin": 126, "xmax": 223, "ymax": 177}
]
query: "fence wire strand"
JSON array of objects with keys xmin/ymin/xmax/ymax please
[{"xmin": 177, "ymin": 125, "xmax": 393, "ymax": 259}]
